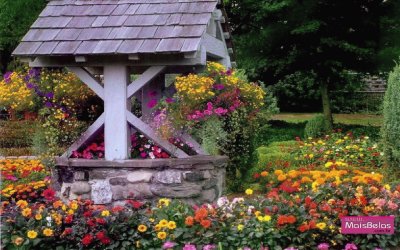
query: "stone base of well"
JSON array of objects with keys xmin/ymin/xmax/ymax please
[{"xmin": 54, "ymin": 156, "xmax": 228, "ymax": 205}]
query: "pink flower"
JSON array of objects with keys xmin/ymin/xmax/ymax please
[
  {"xmin": 387, "ymin": 200, "xmax": 398, "ymax": 210},
  {"xmin": 204, "ymin": 110, "xmax": 212, "ymax": 116},
  {"xmin": 203, "ymin": 245, "xmax": 216, "ymax": 250},
  {"xmin": 183, "ymin": 244, "xmax": 196, "ymax": 250},
  {"xmin": 147, "ymin": 99, "xmax": 158, "ymax": 108},
  {"xmin": 163, "ymin": 241, "xmax": 176, "ymax": 249},
  {"xmin": 214, "ymin": 107, "xmax": 228, "ymax": 115},
  {"xmin": 372, "ymin": 198, "xmax": 386, "ymax": 209},
  {"xmin": 345, "ymin": 243, "xmax": 357, "ymax": 250},
  {"xmin": 317, "ymin": 243, "xmax": 330, "ymax": 250},
  {"xmin": 140, "ymin": 152, "xmax": 147, "ymax": 158}
]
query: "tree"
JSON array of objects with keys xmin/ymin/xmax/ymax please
[
  {"xmin": 226, "ymin": 0, "xmax": 382, "ymax": 127},
  {"xmin": 0, "ymin": 0, "xmax": 46, "ymax": 73}
]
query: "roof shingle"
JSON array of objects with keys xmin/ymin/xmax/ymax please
[{"xmin": 14, "ymin": 0, "xmax": 217, "ymax": 56}]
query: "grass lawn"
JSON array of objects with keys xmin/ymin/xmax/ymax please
[{"xmin": 272, "ymin": 113, "xmax": 383, "ymax": 126}]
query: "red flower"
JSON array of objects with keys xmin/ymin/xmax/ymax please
[
  {"xmin": 96, "ymin": 218, "xmax": 106, "ymax": 225},
  {"xmin": 83, "ymin": 211, "xmax": 92, "ymax": 218},
  {"xmin": 82, "ymin": 234, "xmax": 93, "ymax": 246},
  {"xmin": 64, "ymin": 215, "xmax": 73, "ymax": 224},
  {"xmin": 100, "ymin": 237, "xmax": 111, "ymax": 245},
  {"xmin": 95, "ymin": 231, "xmax": 106, "ymax": 240},
  {"xmin": 298, "ymin": 223, "xmax": 309, "ymax": 232},
  {"xmin": 253, "ymin": 173, "xmax": 260, "ymax": 179},
  {"xmin": 111, "ymin": 206, "xmax": 124, "ymax": 213},
  {"xmin": 62, "ymin": 228, "xmax": 73, "ymax": 236},
  {"xmin": 42, "ymin": 188, "xmax": 56, "ymax": 201},
  {"xmin": 87, "ymin": 219, "xmax": 96, "ymax": 227},
  {"xmin": 200, "ymin": 219, "xmax": 212, "ymax": 229},
  {"xmin": 126, "ymin": 200, "xmax": 143, "ymax": 209}
]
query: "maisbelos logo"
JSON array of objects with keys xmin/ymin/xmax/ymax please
[{"xmin": 341, "ymin": 216, "xmax": 395, "ymax": 234}]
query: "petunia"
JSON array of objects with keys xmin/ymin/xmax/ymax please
[{"xmin": 162, "ymin": 241, "xmax": 176, "ymax": 249}]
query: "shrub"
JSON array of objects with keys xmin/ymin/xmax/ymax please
[
  {"xmin": 304, "ymin": 114, "xmax": 329, "ymax": 138},
  {"xmin": 382, "ymin": 63, "xmax": 400, "ymax": 169}
]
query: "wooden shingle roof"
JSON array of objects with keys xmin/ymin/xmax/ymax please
[{"xmin": 13, "ymin": 0, "xmax": 218, "ymax": 56}]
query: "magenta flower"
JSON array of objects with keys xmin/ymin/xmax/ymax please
[
  {"xmin": 147, "ymin": 99, "xmax": 158, "ymax": 108},
  {"xmin": 317, "ymin": 243, "xmax": 330, "ymax": 250},
  {"xmin": 344, "ymin": 243, "xmax": 357, "ymax": 250},
  {"xmin": 183, "ymin": 244, "xmax": 196, "ymax": 250},
  {"xmin": 162, "ymin": 241, "xmax": 176, "ymax": 249},
  {"xmin": 206, "ymin": 102, "xmax": 213, "ymax": 110},
  {"xmin": 166, "ymin": 97, "xmax": 175, "ymax": 103},
  {"xmin": 148, "ymin": 90, "xmax": 158, "ymax": 97},
  {"xmin": 214, "ymin": 107, "xmax": 228, "ymax": 115},
  {"xmin": 203, "ymin": 245, "xmax": 216, "ymax": 250},
  {"xmin": 213, "ymin": 84, "xmax": 225, "ymax": 90},
  {"xmin": 140, "ymin": 152, "xmax": 147, "ymax": 158}
]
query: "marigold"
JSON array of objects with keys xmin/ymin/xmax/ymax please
[
  {"xmin": 277, "ymin": 174, "xmax": 287, "ymax": 181},
  {"xmin": 200, "ymin": 219, "xmax": 212, "ymax": 229},
  {"xmin": 185, "ymin": 216, "xmax": 194, "ymax": 226},
  {"xmin": 138, "ymin": 224, "xmax": 147, "ymax": 233},
  {"xmin": 27, "ymin": 230, "xmax": 37, "ymax": 239},
  {"xmin": 43, "ymin": 228, "xmax": 54, "ymax": 237},
  {"xmin": 159, "ymin": 219, "xmax": 168, "ymax": 227},
  {"xmin": 35, "ymin": 213, "xmax": 42, "ymax": 220},
  {"xmin": 16, "ymin": 200, "xmax": 28, "ymax": 208},
  {"xmin": 21, "ymin": 208, "xmax": 32, "ymax": 217},
  {"xmin": 260, "ymin": 171, "xmax": 269, "ymax": 177},
  {"xmin": 194, "ymin": 208, "xmax": 208, "ymax": 222},
  {"xmin": 157, "ymin": 231, "xmax": 167, "ymax": 240}
]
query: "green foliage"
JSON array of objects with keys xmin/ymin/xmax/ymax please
[
  {"xmin": 304, "ymin": 114, "xmax": 329, "ymax": 138},
  {"xmin": 0, "ymin": 121, "xmax": 35, "ymax": 148},
  {"xmin": 382, "ymin": 62, "xmax": 400, "ymax": 169},
  {"xmin": 252, "ymin": 121, "xmax": 305, "ymax": 148},
  {"xmin": 0, "ymin": 0, "xmax": 46, "ymax": 71},
  {"xmin": 196, "ymin": 116, "xmax": 228, "ymax": 156}
]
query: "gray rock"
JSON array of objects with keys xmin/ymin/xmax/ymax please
[
  {"xmin": 201, "ymin": 188, "xmax": 217, "ymax": 203},
  {"xmin": 74, "ymin": 171, "xmax": 87, "ymax": 181},
  {"xmin": 150, "ymin": 183, "xmax": 201, "ymax": 198},
  {"xmin": 127, "ymin": 171, "xmax": 154, "ymax": 183},
  {"xmin": 183, "ymin": 171, "xmax": 205, "ymax": 182},
  {"xmin": 71, "ymin": 181, "xmax": 91, "ymax": 195},
  {"xmin": 111, "ymin": 183, "xmax": 153, "ymax": 200},
  {"xmin": 89, "ymin": 169, "xmax": 129, "ymax": 180},
  {"xmin": 202, "ymin": 178, "xmax": 218, "ymax": 189},
  {"xmin": 90, "ymin": 180, "xmax": 112, "ymax": 204},
  {"xmin": 153, "ymin": 170, "xmax": 182, "ymax": 184},
  {"xmin": 203, "ymin": 170, "xmax": 212, "ymax": 179},
  {"xmin": 109, "ymin": 177, "xmax": 128, "ymax": 186}
]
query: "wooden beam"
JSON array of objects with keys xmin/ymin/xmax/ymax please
[
  {"xmin": 61, "ymin": 113, "xmax": 105, "ymax": 158},
  {"xmin": 104, "ymin": 65, "xmax": 130, "ymax": 160},
  {"xmin": 126, "ymin": 111, "xmax": 189, "ymax": 158},
  {"xmin": 202, "ymin": 33, "xmax": 226, "ymax": 59},
  {"xmin": 67, "ymin": 67, "xmax": 104, "ymax": 100},
  {"xmin": 127, "ymin": 66, "xmax": 166, "ymax": 99},
  {"xmin": 179, "ymin": 133, "xmax": 206, "ymax": 155},
  {"xmin": 75, "ymin": 56, "xmax": 87, "ymax": 62}
]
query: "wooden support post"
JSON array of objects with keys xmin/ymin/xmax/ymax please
[{"xmin": 104, "ymin": 65, "xmax": 130, "ymax": 160}]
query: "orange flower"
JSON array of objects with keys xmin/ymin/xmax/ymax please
[
  {"xmin": 194, "ymin": 208, "xmax": 208, "ymax": 222},
  {"xmin": 200, "ymin": 219, "xmax": 211, "ymax": 229},
  {"xmin": 185, "ymin": 216, "xmax": 194, "ymax": 226}
]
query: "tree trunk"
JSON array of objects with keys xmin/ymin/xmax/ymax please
[{"xmin": 320, "ymin": 79, "xmax": 333, "ymax": 130}]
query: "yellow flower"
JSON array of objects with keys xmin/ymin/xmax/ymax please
[
  {"xmin": 67, "ymin": 209, "xmax": 74, "ymax": 215},
  {"xmin": 158, "ymin": 198, "xmax": 170, "ymax": 207},
  {"xmin": 43, "ymin": 228, "xmax": 54, "ymax": 237},
  {"xmin": 254, "ymin": 211, "xmax": 261, "ymax": 217},
  {"xmin": 16, "ymin": 200, "xmax": 28, "ymax": 208},
  {"xmin": 316, "ymin": 222, "xmax": 326, "ymax": 230},
  {"xmin": 263, "ymin": 215, "xmax": 271, "ymax": 222},
  {"xmin": 237, "ymin": 224, "xmax": 244, "ymax": 231},
  {"xmin": 257, "ymin": 216, "xmax": 264, "ymax": 222},
  {"xmin": 138, "ymin": 224, "xmax": 147, "ymax": 233},
  {"xmin": 167, "ymin": 221, "xmax": 176, "ymax": 230},
  {"xmin": 27, "ymin": 230, "xmax": 38, "ymax": 239},
  {"xmin": 384, "ymin": 184, "xmax": 391, "ymax": 191},
  {"xmin": 159, "ymin": 219, "xmax": 168, "ymax": 227},
  {"xmin": 324, "ymin": 162, "xmax": 333, "ymax": 168},
  {"xmin": 13, "ymin": 237, "xmax": 24, "ymax": 246},
  {"xmin": 101, "ymin": 210, "xmax": 110, "ymax": 217},
  {"xmin": 277, "ymin": 174, "xmax": 287, "ymax": 181},
  {"xmin": 70, "ymin": 202, "xmax": 78, "ymax": 210},
  {"xmin": 21, "ymin": 208, "xmax": 32, "ymax": 217},
  {"xmin": 157, "ymin": 231, "xmax": 167, "ymax": 240},
  {"xmin": 155, "ymin": 224, "xmax": 162, "ymax": 231},
  {"xmin": 35, "ymin": 213, "xmax": 42, "ymax": 220},
  {"xmin": 245, "ymin": 189, "xmax": 253, "ymax": 195},
  {"xmin": 309, "ymin": 154, "xmax": 314, "ymax": 159},
  {"xmin": 274, "ymin": 170, "xmax": 284, "ymax": 176}
]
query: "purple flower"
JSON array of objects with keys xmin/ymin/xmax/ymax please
[
  {"xmin": 213, "ymin": 84, "xmax": 225, "ymax": 90},
  {"xmin": 317, "ymin": 243, "xmax": 330, "ymax": 250},
  {"xmin": 45, "ymin": 92, "xmax": 54, "ymax": 99},
  {"xmin": 182, "ymin": 244, "xmax": 196, "ymax": 250},
  {"xmin": 162, "ymin": 241, "xmax": 176, "ymax": 249},
  {"xmin": 45, "ymin": 102, "xmax": 53, "ymax": 108},
  {"xmin": 26, "ymin": 83, "xmax": 34, "ymax": 89},
  {"xmin": 147, "ymin": 99, "xmax": 158, "ymax": 108},
  {"xmin": 344, "ymin": 243, "xmax": 357, "ymax": 250},
  {"xmin": 3, "ymin": 72, "xmax": 12, "ymax": 83},
  {"xmin": 203, "ymin": 245, "xmax": 216, "ymax": 250},
  {"xmin": 166, "ymin": 97, "xmax": 175, "ymax": 103},
  {"xmin": 28, "ymin": 68, "xmax": 40, "ymax": 77},
  {"xmin": 225, "ymin": 69, "xmax": 232, "ymax": 76}
]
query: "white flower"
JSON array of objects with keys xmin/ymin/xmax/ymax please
[
  {"xmin": 217, "ymin": 197, "xmax": 229, "ymax": 207},
  {"xmin": 145, "ymin": 144, "xmax": 151, "ymax": 149},
  {"xmin": 149, "ymin": 152, "xmax": 155, "ymax": 159},
  {"xmin": 46, "ymin": 216, "xmax": 52, "ymax": 226},
  {"xmin": 247, "ymin": 205, "xmax": 255, "ymax": 215},
  {"xmin": 232, "ymin": 197, "xmax": 244, "ymax": 204}
]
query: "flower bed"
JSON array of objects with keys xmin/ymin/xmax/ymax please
[{"xmin": 1, "ymin": 150, "xmax": 399, "ymax": 250}]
